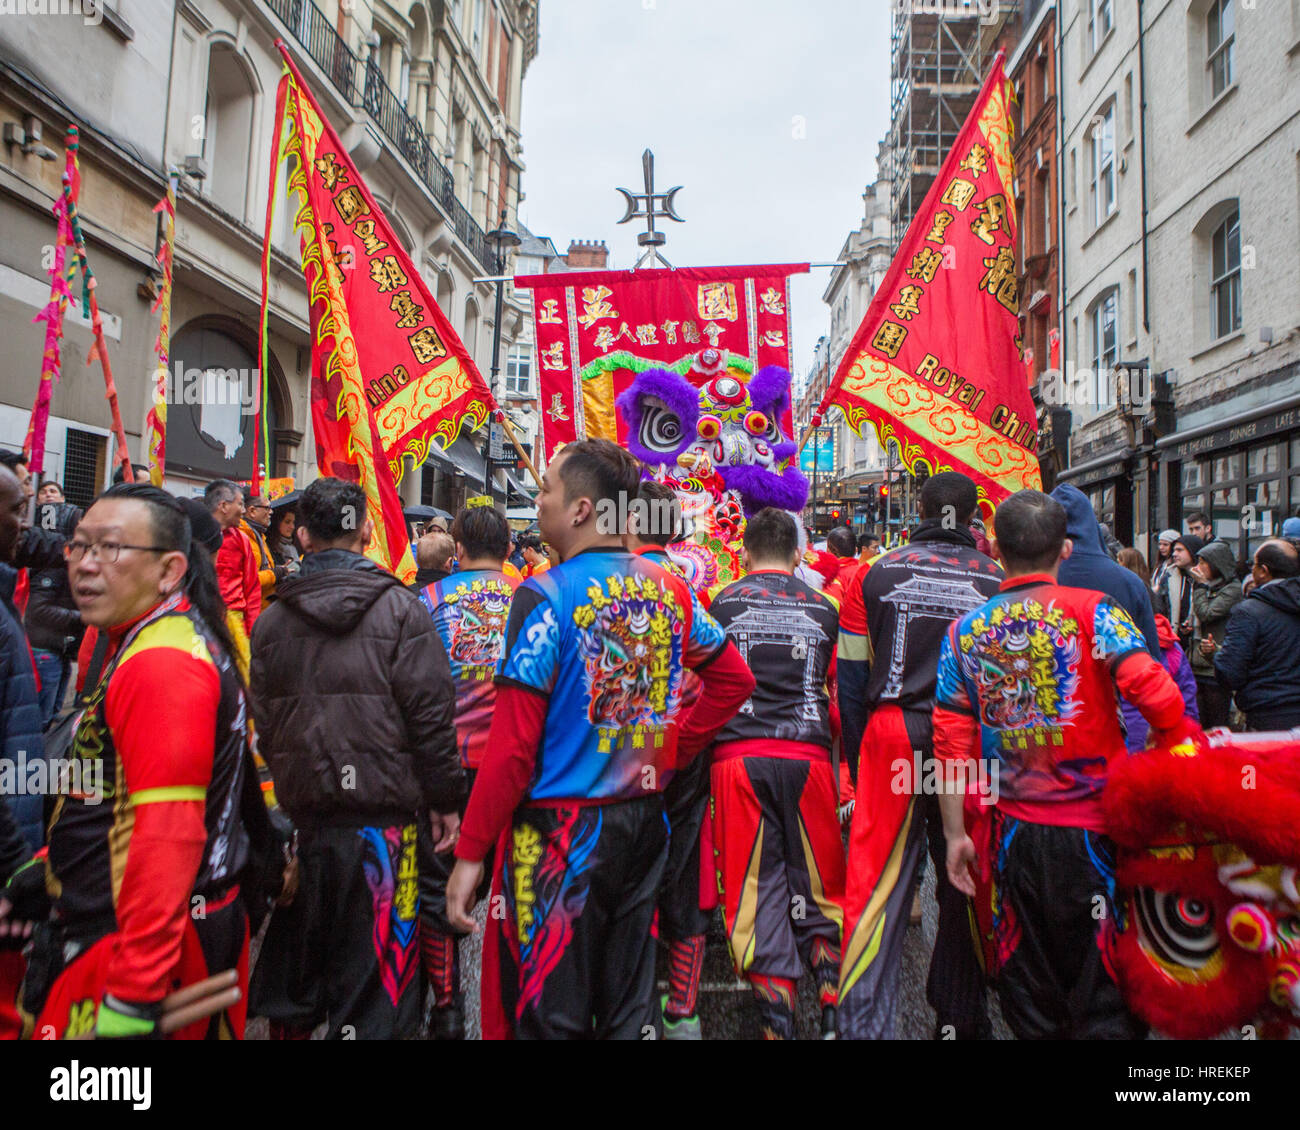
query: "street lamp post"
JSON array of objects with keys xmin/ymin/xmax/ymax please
[{"xmin": 482, "ymin": 213, "xmax": 521, "ymax": 504}]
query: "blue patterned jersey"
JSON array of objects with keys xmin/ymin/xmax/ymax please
[
  {"xmin": 497, "ymin": 547, "xmax": 727, "ymax": 801},
  {"xmin": 418, "ymin": 569, "xmax": 518, "ymax": 768}
]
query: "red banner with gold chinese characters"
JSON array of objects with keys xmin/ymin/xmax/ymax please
[
  {"xmin": 515, "ymin": 264, "xmax": 808, "ymax": 462},
  {"xmin": 272, "ymin": 45, "xmax": 498, "ymax": 578},
  {"xmin": 274, "ymin": 44, "xmax": 496, "ymax": 464},
  {"xmin": 815, "ymin": 53, "xmax": 1040, "ymax": 514}
]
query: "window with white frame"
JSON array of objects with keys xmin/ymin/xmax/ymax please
[
  {"xmin": 1207, "ymin": 0, "xmax": 1234, "ymax": 100},
  {"xmin": 1089, "ymin": 105, "xmax": 1116, "ymax": 228},
  {"xmin": 1210, "ymin": 208, "xmax": 1242, "ymax": 340},
  {"xmin": 471, "ymin": 0, "xmax": 486, "ymax": 58},
  {"xmin": 505, "ymin": 344, "xmax": 532, "ymax": 396},
  {"xmin": 1089, "ymin": 0, "xmax": 1113, "ymax": 54},
  {"xmin": 1091, "ymin": 289, "xmax": 1119, "ymax": 407}
]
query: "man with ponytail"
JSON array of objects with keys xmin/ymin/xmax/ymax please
[{"xmin": 16, "ymin": 483, "xmax": 256, "ymax": 1039}]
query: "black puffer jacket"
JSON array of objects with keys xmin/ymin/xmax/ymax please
[
  {"xmin": 1213, "ymin": 576, "xmax": 1300, "ymax": 717},
  {"xmin": 25, "ymin": 503, "xmax": 83, "ymax": 657},
  {"xmin": 249, "ymin": 549, "xmax": 463, "ymax": 827}
]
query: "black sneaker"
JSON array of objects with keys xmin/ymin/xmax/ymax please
[
  {"xmin": 820, "ymin": 1005, "xmax": 838, "ymax": 1040},
  {"xmin": 426, "ymin": 1000, "xmax": 465, "ymax": 1041}
]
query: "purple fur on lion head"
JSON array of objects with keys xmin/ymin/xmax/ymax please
[
  {"xmin": 616, "ymin": 367, "xmax": 700, "ymax": 465},
  {"xmin": 746, "ymin": 365, "xmax": 794, "ymax": 432},
  {"xmin": 720, "ymin": 463, "xmax": 809, "ymax": 516}
]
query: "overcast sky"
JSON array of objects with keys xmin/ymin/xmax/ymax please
[{"xmin": 516, "ymin": 0, "xmax": 892, "ymax": 378}]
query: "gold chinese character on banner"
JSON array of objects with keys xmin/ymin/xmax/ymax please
[
  {"xmin": 390, "ymin": 291, "xmax": 425, "ymax": 329},
  {"xmin": 979, "ymin": 247, "xmax": 1020, "ymax": 314},
  {"xmin": 925, "ymin": 211, "xmax": 956, "ymax": 244},
  {"xmin": 940, "ymin": 179, "xmax": 977, "ymax": 212},
  {"xmin": 334, "ymin": 186, "xmax": 369, "ymax": 225},
  {"xmin": 661, "ymin": 320, "xmax": 679, "ymax": 344},
  {"xmin": 353, "ymin": 219, "xmax": 387, "ymax": 255},
  {"xmin": 959, "ymin": 144, "xmax": 989, "ymax": 176},
  {"xmin": 702, "ymin": 322, "xmax": 725, "ymax": 346},
  {"xmin": 548, "ymin": 392, "xmax": 570, "ymax": 421},
  {"xmin": 697, "ymin": 281, "xmax": 738, "ymax": 322},
  {"xmin": 408, "ymin": 327, "xmax": 447, "ymax": 364},
  {"xmin": 593, "ymin": 326, "xmax": 616, "ymax": 352},
  {"xmin": 368, "ymin": 256, "xmax": 408, "ymax": 293},
  {"xmin": 758, "ymin": 287, "xmax": 786, "ymax": 315},
  {"xmin": 761, "ymin": 329, "xmax": 786, "ymax": 348},
  {"xmin": 970, "ymin": 194, "xmax": 1010, "ymax": 246},
  {"xmin": 889, "ymin": 285, "xmax": 924, "ymax": 322},
  {"xmin": 682, "ymin": 322, "xmax": 701, "ymax": 344},
  {"xmin": 871, "ymin": 321, "xmax": 908, "ymax": 359},
  {"xmin": 538, "ymin": 298, "xmax": 563, "ymax": 324},
  {"xmin": 314, "ymin": 152, "xmax": 349, "ymax": 192},
  {"xmin": 635, "ymin": 323, "xmax": 658, "ymax": 346},
  {"xmin": 577, "ymin": 285, "xmax": 618, "ymax": 329},
  {"xmin": 906, "ymin": 247, "xmax": 943, "ymax": 283},
  {"xmin": 541, "ymin": 341, "xmax": 566, "ymax": 370}
]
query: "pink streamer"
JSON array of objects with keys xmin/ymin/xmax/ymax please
[{"xmin": 25, "ymin": 174, "xmax": 78, "ymax": 477}]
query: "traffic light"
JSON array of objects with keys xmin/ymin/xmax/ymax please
[{"xmin": 830, "ymin": 508, "xmax": 841, "ymax": 521}]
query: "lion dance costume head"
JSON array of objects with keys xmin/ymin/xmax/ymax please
[
  {"xmin": 1101, "ymin": 729, "xmax": 1300, "ymax": 1039},
  {"xmin": 615, "ymin": 349, "xmax": 808, "ymax": 591}
]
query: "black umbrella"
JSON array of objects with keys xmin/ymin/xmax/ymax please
[
  {"xmin": 403, "ymin": 504, "xmax": 453, "ymax": 522},
  {"xmin": 269, "ymin": 490, "xmax": 301, "ymax": 511}
]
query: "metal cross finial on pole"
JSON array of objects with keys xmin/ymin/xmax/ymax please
[{"xmin": 616, "ymin": 149, "xmax": 683, "ymax": 269}]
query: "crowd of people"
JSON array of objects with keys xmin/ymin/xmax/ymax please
[{"xmin": 0, "ymin": 440, "xmax": 1296, "ymax": 1040}]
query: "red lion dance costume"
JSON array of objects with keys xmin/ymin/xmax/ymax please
[{"xmin": 1098, "ymin": 730, "xmax": 1300, "ymax": 1039}]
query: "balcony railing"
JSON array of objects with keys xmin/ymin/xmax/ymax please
[{"xmin": 267, "ymin": 0, "xmax": 495, "ymax": 273}]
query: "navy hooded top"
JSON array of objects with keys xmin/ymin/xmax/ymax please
[{"xmin": 1049, "ymin": 484, "xmax": 1161, "ymax": 659}]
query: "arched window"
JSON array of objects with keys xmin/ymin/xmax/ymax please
[
  {"xmin": 1210, "ymin": 208, "xmax": 1241, "ymax": 340},
  {"xmin": 203, "ymin": 44, "xmax": 256, "ymax": 218},
  {"xmin": 1193, "ymin": 199, "xmax": 1242, "ymax": 347},
  {"xmin": 1087, "ymin": 287, "xmax": 1120, "ymax": 409}
]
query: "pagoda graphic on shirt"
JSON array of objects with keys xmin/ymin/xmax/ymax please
[
  {"xmin": 880, "ymin": 574, "xmax": 990, "ymax": 698},
  {"xmin": 724, "ymin": 604, "xmax": 830, "ymax": 722}
]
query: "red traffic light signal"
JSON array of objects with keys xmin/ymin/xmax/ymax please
[
  {"xmin": 830, "ymin": 508, "xmax": 841, "ymax": 520},
  {"xmin": 878, "ymin": 483, "xmax": 890, "ymax": 498}
]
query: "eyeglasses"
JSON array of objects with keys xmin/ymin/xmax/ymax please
[{"xmin": 64, "ymin": 540, "xmax": 170, "ymax": 564}]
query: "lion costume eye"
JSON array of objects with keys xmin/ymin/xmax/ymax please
[
  {"xmin": 638, "ymin": 402, "xmax": 685, "ymax": 454},
  {"xmin": 698, "ymin": 415, "xmax": 722, "ymax": 441},
  {"xmin": 743, "ymin": 410, "xmax": 768, "ymax": 436},
  {"xmin": 1135, "ymin": 888, "xmax": 1220, "ymax": 970}
]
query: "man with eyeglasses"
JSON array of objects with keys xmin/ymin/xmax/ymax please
[
  {"xmin": 16, "ymin": 484, "xmax": 256, "ymax": 1039},
  {"xmin": 240, "ymin": 488, "xmax": 282, "ymax": 604},
  {"xmin": 205, "ymin": 480, "xmax": 260, "ymax": 670}
]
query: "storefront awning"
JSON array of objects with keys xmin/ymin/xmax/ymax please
[
  {"xmin": 504, "ymin": 467, "xmax": 535, "ymax": 500},
  {"xmin": 426, "ymin": 436, "xmax": 486, "ymax": 482}
]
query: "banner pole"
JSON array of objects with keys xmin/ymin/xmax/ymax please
[{"xmin": 495, "ymin": 412, "xmax": 543, "ymax": 489}]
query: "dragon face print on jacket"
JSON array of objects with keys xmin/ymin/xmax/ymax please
[
  {"xmin": 615, "ymin": 350, "xmax": 809, "ymax": 591},
  {"xmin": 1100, "ymin": 729, "xmax": 1300, "ymax": 1039}
]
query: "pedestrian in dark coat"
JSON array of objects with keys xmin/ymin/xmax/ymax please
[{"xmin": 1214, "ymin": 538, "xmax": 1300, "ymax": 731}]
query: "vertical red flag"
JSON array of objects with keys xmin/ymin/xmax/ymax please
[
  {"xmin": 815, "ymin": 52, "xmax": 1040, "ymax": 513},
  {"xmin": 268, "ymin": 44, "xmax": 500, "ymax": 577}
]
